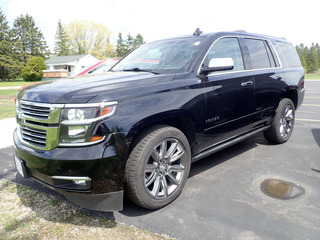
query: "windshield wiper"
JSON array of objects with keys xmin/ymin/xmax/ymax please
[{"xmin": 123, "ymin": 68, "xmax": 160, "ymax": 75}]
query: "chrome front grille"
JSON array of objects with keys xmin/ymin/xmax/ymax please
[
  {"xmin": 21, "ymin": 126, "xmax": 46, "ymax": 147},
  {"xmin": 20, "ymin": 102, "xmax": 50, "ymax": 120},
  {"xmin": 17, "ymin": 100, "xmax": 64, "ymax": 150}
]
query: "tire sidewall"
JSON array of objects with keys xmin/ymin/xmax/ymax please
[
  {"xmin": 130, "ymin": 126, "xmax": 191, "ymax": 209},
  {"xmin": 274, "ymin": 99, "xmax": 295, "ymax": 143}
]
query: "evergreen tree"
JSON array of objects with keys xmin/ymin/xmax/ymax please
[
  {"xmin": 316, "ymin": 43, "xmax": 320, "ymax": 69},
  {"xmin": 0, "ymin": 8, "xmax": 21, "ymax": 81},
  {"xmin": 115, "ymin": 32, "xmax": 145, "ymax": 57},
  {"xmin": 54, "ymin": 19, "xmax": 70, "ymax": 56},
  {"xmin": 126, "ymin": 33, "xmax": 134, "ymax": 52},
  {"xmin": 306, "ymin": 44, "xmax": 319, "ymax": 73},
  {"xmin": 12, "ymin": 14, "xmax": 50, "ymax": 64},
  {"xmin": 296, "ymin": 44, "xmax": 307, "ymax": 71},
  {"xmin": 115, "ymin": 32, "xmax": 127, "ymax": 57},
  {"xmin": 133, "ymin": 34, "xmax": 145, "ymax": 48}
]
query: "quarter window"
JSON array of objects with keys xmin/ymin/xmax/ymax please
[
  {"xmin": 276, "ymin": 42, "xmax": 301, "ymax": 67},
  {"xmin": 245, "ymin": 39, "xmax": 273, "ymax": 69},
  {"xmin": 204, "ymin": 38, "xmax": 244, "ymax": 72}
]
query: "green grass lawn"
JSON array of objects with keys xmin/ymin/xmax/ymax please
[
  {"xmin": 305, "ymin": 74, "xmax": 320, "ymax": 79},
  {"xmin": 0, "ymin": 81, "xmax": 33, "ymax": 120},
  {"xmin": 0, "ymin": 98, "xmax": 16, "ymax": 120},
  {"xmin": 0, "ymin": 89, "xmax": 17, "ymax": 120},
  {"xmin": 0, "ymin": 81, "xmax": 31, "ymax": 87},
  {"xmin": 0, "ymin": 89, "xmax": 19, "ymax": 95}
]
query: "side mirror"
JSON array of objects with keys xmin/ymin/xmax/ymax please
[{"xmin": 201, "ymin": 58, "xmax": 234, "ymax": 75}]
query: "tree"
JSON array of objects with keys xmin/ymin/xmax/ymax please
[
  {"xmin": 54, "ymin": 20, "xmax": 70, "ymax": 56},
  {"xmin": 115, "ymin": 32, "xmax": 145, "ymax": 57},
  {"xmin": 0, "ymin": 8, "xmax": 21, "ymax": 81},
  {"xmin": 12, "ymin": 14, "xmax": 50, "ymax": 64},
  {"xmin": 306, "ymin": 44, "xmax": 319, "ymax": 73},
  {"xmin": 21, "ymin": 56, "xmax": 46, "ymax": 81},
  {"xmin": 126, "ymin": 33, "xmax": 134, "ymax": 52},
  {"xmin": 115, "ymin": 32, "xmax": 127, "ymax": 57},
  {"xmin": 296, "ymin": 44, "xmax": 307, "ymax": 71},
  {"xmin": 316, "ymin": 43, "xmax": 320, "ymax": 68},
  {"xmin": 105, "ymin": 37, "xmax": 115, "ymax": 58},
  {"xmin": 133, "ymin": 34, "xmax": 145, "ymax": 48},
  {"xmin": 66, "ymin": 20, "xmax": 111, "ymax": 59}
]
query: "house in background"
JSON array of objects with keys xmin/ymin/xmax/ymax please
[{"xmin": 44, "ymin": 54, "xmax": 99, "ymax": 78}]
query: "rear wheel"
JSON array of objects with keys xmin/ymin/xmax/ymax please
[
  {"xmin": 125, "ymin": 125, "xmax": 191, "ymax": 209},
  {"xmin": 264, "ymin": 98, "xmax": 295, "ymax": 144}
]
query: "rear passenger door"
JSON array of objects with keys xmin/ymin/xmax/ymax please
[{"xmin": 242, "ymin": 38, "xmax": 286, "ymax": 128}]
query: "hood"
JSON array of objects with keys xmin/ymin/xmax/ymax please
[{"xmin": 18, "ymin": 72, "xmax": 175, "ymax": 104}]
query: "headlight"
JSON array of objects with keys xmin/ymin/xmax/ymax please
[
  {"xmin": 59, "ymin": 101, "xmax": 118, "ymax": 146},
  {"xmin": 67, "ymin": 109, "xmax": 85, "ymax": 120}
]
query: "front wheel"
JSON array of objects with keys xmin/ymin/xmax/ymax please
[
  {"xmin": 125, "ymin": 125, "xmax": 191, "ymax": 209},
  {"xmin": 264, "ymin": 98, "xmax": 295, "ymax": 144}
]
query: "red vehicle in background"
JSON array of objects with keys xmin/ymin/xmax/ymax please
[{"xmin": 76, "ymin": 58, "xmax": 120, "ymax": 76}]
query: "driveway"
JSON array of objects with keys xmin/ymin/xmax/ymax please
[{"xmin": 1, "ymin": 80, "xmax": 320, "ymax": 240}]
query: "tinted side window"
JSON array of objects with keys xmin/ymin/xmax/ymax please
[
  {"xmin": 204, "ymin": 38, "xmax": 244, "ymax": 72},
  {"xmin": 244, "ymin": 39, "xmax": 272, "ymax": 69},
  {"xmin": 276, "ymin": 42, "xmax": 301, "ymax": 67}
]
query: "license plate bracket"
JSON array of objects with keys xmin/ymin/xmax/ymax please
[{"xmin": 14, "ymin": 155, "xmax": 29, "ymax": 178}]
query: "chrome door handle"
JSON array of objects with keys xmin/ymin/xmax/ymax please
[{"xmin": 241, "ymin": 81, "xmax": 253, "ymax": 87}]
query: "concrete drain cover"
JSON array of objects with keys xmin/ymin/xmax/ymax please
[{"xmin": 260, "ymin": 179, "xmax": 305, "ymax": 200}]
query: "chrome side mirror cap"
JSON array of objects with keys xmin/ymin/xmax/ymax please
[{"xmin": 201, "ymin": 58, "xmax": 234, "ymax": 75}]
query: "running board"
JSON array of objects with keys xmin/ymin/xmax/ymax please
[{"xmin": 191, "ymin": 126, "xmax": 270, "ymax": 162}]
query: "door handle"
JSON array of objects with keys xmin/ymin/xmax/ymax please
[{"xmin": 241, "ymin": 81, "xmax": 253, "ymax": 87}]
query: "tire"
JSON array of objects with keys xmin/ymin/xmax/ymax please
[
  {"xmin": 264, "ymin": 98, "xmax": 295, "ymax": 144},
  {"xmin": 124, "ymin": 125, "xmax": 191, "ymax": 209}
]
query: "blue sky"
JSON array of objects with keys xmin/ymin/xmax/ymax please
[{"xmin": 1, "ymin": 0, "xmax": 318, "ymax": 51}]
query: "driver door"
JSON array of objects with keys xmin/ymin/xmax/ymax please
[{"xmin": 199, "ymin": 37, "xmax": 255, "ymax": 150}]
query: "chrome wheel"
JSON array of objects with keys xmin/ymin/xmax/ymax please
[
  {"xmin": 279, "ymin": 105, "xmax": 294, "ymax": 138},
  {"xmin": 264, "ymin": 98, "xmax": 295, "ymax": 144},
  {"xmin": 144, "ymin": 138, "xmax": 186, "ymax": 199},
  {"xmin": 125, "ymin": 125, "xmax": 191, "ymax": 209}
]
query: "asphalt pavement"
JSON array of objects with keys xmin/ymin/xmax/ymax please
[{"xmin": 1, "ymin": 80, "xmax": 320, "ymax": 240}]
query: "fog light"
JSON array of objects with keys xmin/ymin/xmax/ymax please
[
  {"xmin": 73, "ymin": 179, "xmax": 86, "ymax": 186},
  {"xmin": 68, "ymin": 126, "xmax": 87, "ymax": 138},
  {"xmin": 51, "ymin": 176, "xmax": 92, "ymax": 190}
]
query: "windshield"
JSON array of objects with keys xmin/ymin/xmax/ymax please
[{"xmin": 112, "ymin": 37, "xmax": 203, "ymax": 74}]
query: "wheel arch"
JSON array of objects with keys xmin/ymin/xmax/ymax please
[
  {"xmin": 126, "ymin": 111, "xmax": 196, "ymax": 157},
  {"xmin": 282, "ymin": 88, "xmax": 298, "ymax": 109}
]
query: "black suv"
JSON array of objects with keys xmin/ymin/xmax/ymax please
[{"xmin": 13, "ymin": 30, "xmax": 304, "ymax": 211}]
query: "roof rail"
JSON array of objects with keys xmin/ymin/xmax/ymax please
[{"xmin": 233, "ymin": 30, "xmax": 247, "ymax": 33}]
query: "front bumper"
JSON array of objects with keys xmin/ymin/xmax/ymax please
[{"xmin": 13, "ymin": 128, "xmax": 128, "ymax": 211}]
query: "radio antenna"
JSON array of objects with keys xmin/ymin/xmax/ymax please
[{"xmin": 193, "ymin": 28, "xmax": 203, "ymax": 36}]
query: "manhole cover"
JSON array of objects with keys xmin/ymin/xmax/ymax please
[{"xmin": 260, "ymin": 179, "xmax": 305, "ymax": 200}]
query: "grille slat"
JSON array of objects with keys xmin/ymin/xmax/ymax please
[
  {"xmin": 21, "ymin": 105, "xmax": 50, "ymax": 112},
  {"xmin": 21, "ymin": 103, "xmax": 50, "ymax": 120},
  {"xmin": 22, "ymin": 135, "xmax": 46, "ymax": 146},
  {"xmin": 21, "ymin": 126, "xmax": 47, "ymax": 147},
  {"xmin": 22, "ymin": 129, "xmax": 46, "ymax": 140},
  {"xmin": 20, "ymin": 110, "xmax": 50, "ymax": 118}
]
